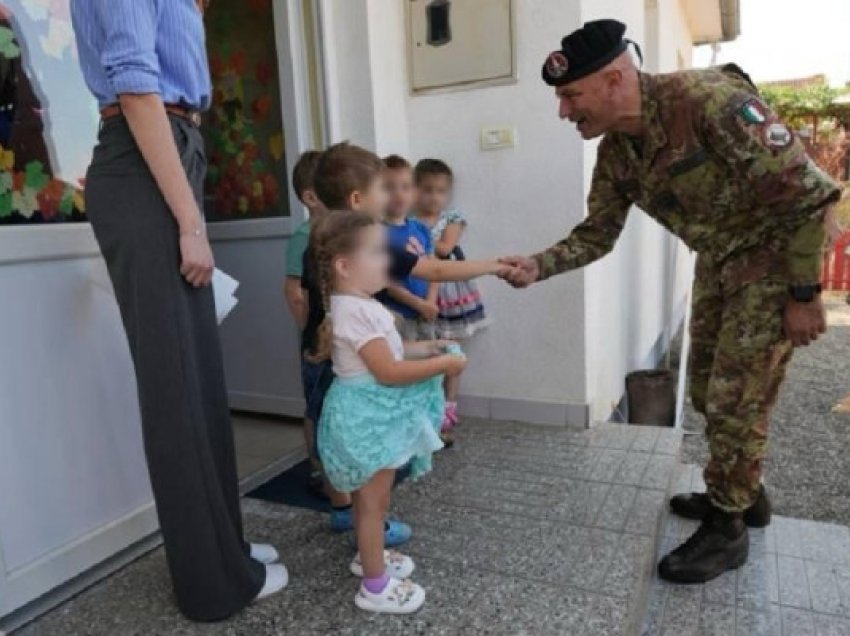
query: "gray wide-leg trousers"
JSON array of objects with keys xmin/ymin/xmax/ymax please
[{"xmin": 84, "ymin": 115, "xmax": 265, "ymax": 621}]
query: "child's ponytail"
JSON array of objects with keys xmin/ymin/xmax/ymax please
[
  {"xmin": 304, "ymin": 210, "xmax": 378, "ymax": 363},
  {"xmin": 306, "ymin": 244, "xmax": 334, "ymax": 363}
]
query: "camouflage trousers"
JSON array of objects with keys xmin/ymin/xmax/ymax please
[{"xmin": 689, "ymin": 254, "xmax": 794, "ymax": 512}]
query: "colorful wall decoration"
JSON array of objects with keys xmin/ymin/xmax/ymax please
[
  {"xmin": 0, "ymin": 1, "xmax": 92, "ymax": 226},
  {"xmin": 203, "ymin": 0, "xmax": 290, "ymax": 221}
]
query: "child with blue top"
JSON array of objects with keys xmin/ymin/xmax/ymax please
[{"xmin": 382, "ymin": 155, "xmax": 439, "ymax": 342}]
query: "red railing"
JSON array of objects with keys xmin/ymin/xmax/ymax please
[{"xmin": 823, "ymin": 235, "xmax": 850, "ymax": 291}]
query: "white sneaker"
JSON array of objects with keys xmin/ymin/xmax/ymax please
[
  {"xmin": 255, "ymin": 563, "xmax": 288, "ymax": 601},
  {"xmin": 250, "ymin": 542, "xmax": 280, "ymax": 565},
  {"xmin": 355, "ymin": 577, "xmax": 426, "ymax": 614},
  {"xmin": 349, "ymin": 550, "xmax": 414, "ymax": 579}
]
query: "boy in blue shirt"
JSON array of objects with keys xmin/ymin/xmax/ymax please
[{"xmin": 382, "ymin": 155, "xmax": 439, "ymax": 342}]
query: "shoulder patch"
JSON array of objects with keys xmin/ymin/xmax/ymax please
[
  {"xmin": 764, "ymin": 122, "xmax": 793, "ymax": 149},
  {"xmin": 738, "ymin": 98, "xmax": 768, "ymax": 124}
]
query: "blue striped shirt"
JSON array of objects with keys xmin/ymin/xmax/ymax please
[{"xmin": 70, "ymin": 0, "xmax": 212, "ymax": 110}]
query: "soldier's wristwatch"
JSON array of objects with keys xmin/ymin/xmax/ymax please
[{"xmin": 788, "ymin": 283, "xmax": 822, "ymax": 303}]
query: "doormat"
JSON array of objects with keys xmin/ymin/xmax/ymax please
[{"xmin": 246, "ymin": 459, "xmax": 411, "ymax": 513}]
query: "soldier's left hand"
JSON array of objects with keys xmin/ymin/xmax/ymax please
[{"xmin": 783, "ymin": 296, "xmax": 827, "ymax": 347}]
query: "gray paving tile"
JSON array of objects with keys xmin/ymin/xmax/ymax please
[
  {"xmin": 778, "ymin": 555, "xmax": 812, "ymax": 609},
  {"xmin": 589, "ymin": 449, "xmax": 629, "ymax": 483},
  {"xmin": 655, "ymin": 429, "xmax": 684, "ymax": 456},
  {"xmin": 813, "ymin": 613, "xmax": 850, "ymax": 636},
  {"xmin": 625, "ymin": 488, "xmax": 667, "ymax": 536},
  {"xmin": 631, "ymin": 427, "xmax": 662, "ymax": 453},
  {"xmin": 659, "ymin": 584, "xmax": 702, "ymax": 635},
  {"xmin": 697, "ymin": 603, "xmax": 736, "ymax": 636},
  {"xmin": 601, "ymin": 533, "xmax": 654, "ymax": 599},
  {"xmin": 735, "ymin": 605, "xmax": 782, "ymax": 636},
  {"xmin": 589, "ymin": 423, "xmax": 639, "ymax": 451},
  {"xmin": 595, "ymin": 484, "xmax": 639, "ymax": 531},
  {"xmin": 459, "ymin": 575, "xmax": 595, "ymax": 636},
  {"xmin": 806, "ymin": 561, "xmax": 844, "ymax": 616},
  {"xmin": 640, "ymin": 585, "xmax": 669, "ymax": 635},
  {"xmin": 765, "ymin": 552, "xmax": 780, "ymax": 604},
  {"xmin": 550, "ymin": 481, "xmax": 612, "ymax": 526},
  {"xmin": 642, "ymin": 455, "xmax": 677, "ymax": 490},
  {"xmin": 585, "ymin": 595, "xmax": 630, "ymax": 636},
  {"xmin": 702, "ymin": 567, "xmax": 738, "ymax": 606},
  {"xmin": 737, "ymin": 552, "xmax": 771, "ymax": 611},
  {"xmin": 801, "ymin": 519, "xmax": 845, "ymax": 564},
  {"xmin": 835, "ymin": 565, "xmax": 850, "ymax": 617},
  {"xmin": 775, "ymin": 516, "xmax": 805, "ymax": 558},
  {"xmin": 614, "ymin": 451, "xmax": 652, "ymax": 486},
  {"xmin": 781, "ymin": 606, "xmax": 817, "ymax": 636},
  {"xmin": 670, "ymin": 462, "xmax": 697, "ymax": 495}
]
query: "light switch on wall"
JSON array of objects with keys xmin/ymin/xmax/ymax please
[{"xmin": 480, "ymin": 126, "xmax": 516, "ymax": 150}]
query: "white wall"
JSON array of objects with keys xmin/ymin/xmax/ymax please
[
  {"xmin": 0, "ymin": 228, "xmax": 157, "ymax": 619},
  {"xmin": 403, "ymin": 0, "xmax": 588, "ymax": 417},
  {"xmin": 581, "ymin": 0, "xmax": 694, "ymax": 422},
  {"xmin": 321, "ymin": 0, "xmax": 696, "ymax": 425}
]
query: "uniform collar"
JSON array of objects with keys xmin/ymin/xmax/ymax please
[{"xmin": 636, "ymin": 72, "xmax": 667, "ymax": 166}]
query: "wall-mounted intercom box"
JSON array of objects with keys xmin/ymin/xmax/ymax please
[{"xmin": 407, "ymin": 0, "xmax": 517, "ymax": 93}]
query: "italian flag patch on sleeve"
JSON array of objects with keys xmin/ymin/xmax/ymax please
[{"xmin": 739, "ymin": 98, "xmax": 768, "ymax": 124}]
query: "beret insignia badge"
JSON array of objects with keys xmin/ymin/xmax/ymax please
[{"xmin": 545, "ymin": 51, "xmax": 569, "ymax": 79}]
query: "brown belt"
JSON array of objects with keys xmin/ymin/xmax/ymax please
[{"xmin": 100, "ymin": 103, "xmax": 203, "ymax": 127}]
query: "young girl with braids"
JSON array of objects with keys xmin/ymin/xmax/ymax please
[{"xmin": 310, "ymin": 210, "xmax": 466, "ymax": 614}]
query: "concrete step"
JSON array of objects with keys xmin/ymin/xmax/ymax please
[{"xmin": 639, "ymin": 463, "xmax": 850, "ymax": 635}]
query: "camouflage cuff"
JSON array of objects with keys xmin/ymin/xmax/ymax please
[
  {"xmin": 532, "ymin": 250, "xmax": 563, "ymax": 282},
  {"xmin": 786, "ymin": 217, "xmax": 826, "ymax": 284}
]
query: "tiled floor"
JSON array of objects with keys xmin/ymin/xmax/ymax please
[
  {"xmin": 232, "ymin": 413, "xmax": 307, "ymax": 489},
  {"xmin": 15, "ymin": 420, "xmax": 681, "ymax": 636},
  {"xmin": 640, "ymin": 464, "xmax": 850, "ymax": 635}
]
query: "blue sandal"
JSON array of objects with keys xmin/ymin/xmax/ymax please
[{"xmin": 331, "ymin": 509, "xmax": 412, "ymax": 547}]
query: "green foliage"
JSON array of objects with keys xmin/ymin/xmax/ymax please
[{"xmin": 758, "ymin": 84, "xmax": 846, "ymax": 128}]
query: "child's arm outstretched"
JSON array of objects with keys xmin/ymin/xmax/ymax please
[
  {"xmin": 412, "ymin": 257, "xmax": 510, "ymax": 282},
  {"xmin": 359, "ymin": 338, "xmax": 465, "ymax": 386}
]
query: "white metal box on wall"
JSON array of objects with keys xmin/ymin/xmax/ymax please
[{"xmin": 407, "ymin": 0, "xmax": 516, "ymax": 92}]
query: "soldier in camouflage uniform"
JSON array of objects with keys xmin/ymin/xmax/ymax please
[{"xmin": 502, "ymin": 19, "xmax": 840, "ymax": 583}]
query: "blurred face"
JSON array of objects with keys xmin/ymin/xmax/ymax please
[
  {"xmin": 383, "ymin": 167, "xmax": 415, "ymax": 221},
  {"xmin": 556, "ymin": 71, "xmax": 620, "ymax": 140},
  {"xmin": 332, "ymin": 224, "xmax": 389, "ymax": 296},
  {"xmin": 349, "ymin": 175, "xmax": 388, "ymax": 221},
  {"xmin": 416, "ymin": 173, "xmax": 452, "ymax": 216}
]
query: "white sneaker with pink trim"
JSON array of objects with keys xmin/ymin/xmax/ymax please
[{"xmin": 354, "ymin": 577, "xmax": 426, "ymax": 614}]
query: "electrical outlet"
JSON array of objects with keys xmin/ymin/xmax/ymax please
[{"xmin": 480, "ymin": 126, "xmax": 516, "ymax": 150}]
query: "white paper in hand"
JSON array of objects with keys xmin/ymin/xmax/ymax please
[{"xmin": 212, "ymin": 268, "xmax": 240, "ymax": 324}]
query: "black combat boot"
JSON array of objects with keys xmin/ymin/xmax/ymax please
[
  {"xmin": 658, "ymin": 508, "xmax": 749, "ymax": 584},
  {"xmin": 669, "ymin": 485, "xmax": 771, "ymax": 527}
]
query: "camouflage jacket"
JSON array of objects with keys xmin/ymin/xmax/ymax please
[{"xmin": 533, "ymin": 69, "xmax": 841, "ymax": 284}]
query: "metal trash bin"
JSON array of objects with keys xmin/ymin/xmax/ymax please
[{"xmin": 626, "ymin": 369, "xmax": 675, "ymax": 427}]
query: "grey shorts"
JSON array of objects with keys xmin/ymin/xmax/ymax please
[{"xmin": 397, "ymin": 317, "xmax": 437, "ymax": 342}]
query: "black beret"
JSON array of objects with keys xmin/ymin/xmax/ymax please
[{"xmin": 542, "ymin": 19, "xmax": 630, "ymax": 87}]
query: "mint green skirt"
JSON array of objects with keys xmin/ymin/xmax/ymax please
[{"xmin": 318, "ymin": 374, "xmax": 445, "ymax": 493}]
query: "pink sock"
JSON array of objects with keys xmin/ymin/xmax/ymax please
[{"xmin": 363, "ymin": 572, "xmax": 390, "ymax": 594}]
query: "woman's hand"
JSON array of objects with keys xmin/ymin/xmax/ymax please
[{"xmin": 179, "ymin": 232, "xmax": 215, "ymax": 287}]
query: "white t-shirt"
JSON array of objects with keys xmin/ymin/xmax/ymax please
[{"xmin": 330, "ymin": 295, "xmax": 405, "ymax": 378}]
